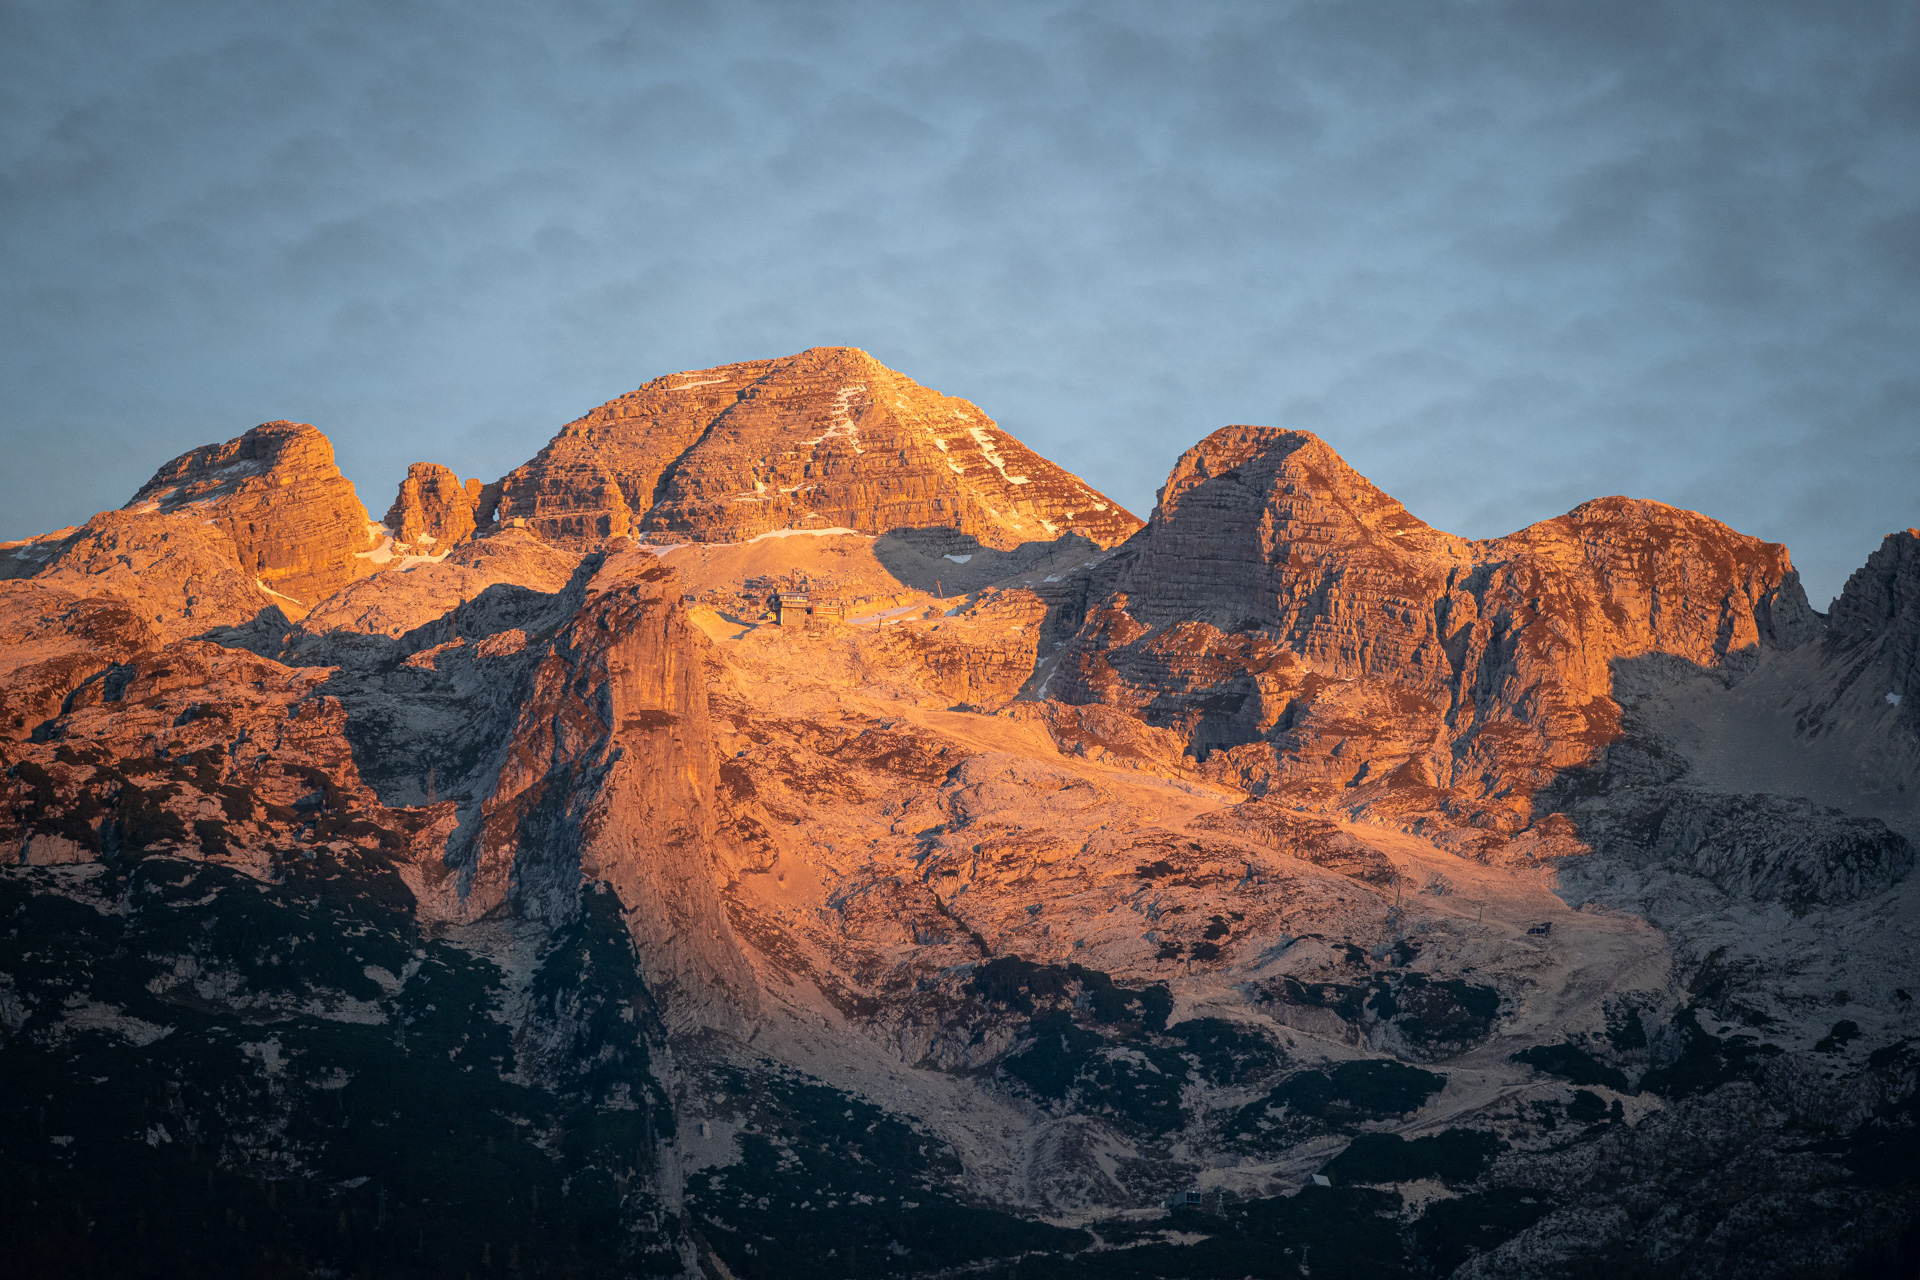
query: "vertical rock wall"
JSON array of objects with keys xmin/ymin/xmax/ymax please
[
  {"xmin": 384, "ymin": 462, "xmax": 482, "ymax": 548},
  {"xmin": 464, "ymin": 551, "xmax": 758, "ymax": 1027}
]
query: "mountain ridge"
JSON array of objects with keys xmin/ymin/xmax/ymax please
[{"xmin": 1, "ymin": 356, "xmax": 1916, "ymax": 1279}]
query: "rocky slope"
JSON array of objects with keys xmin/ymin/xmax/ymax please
[
  {"xmin": 2, "ymin": 394, "xmax": 1916, "ymax": 1279},
  {"xmin": 486, "ymin": 347, "xmax": 1142, "ymax": 551},
  {"xmin": 1049, "ymin": 427, "xmax": 1821, "ymax": 839}
]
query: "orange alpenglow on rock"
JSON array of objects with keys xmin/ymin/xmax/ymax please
[
  {"xmin": 122, "ymin": 420, "xmax": 381, "ymax": 612},
  {"xmin": 1052, "ymin": 425, "xmax": 1821, "ymax": 827},
  {"xmin": 489, "ymin": 346, "xmax": 1143, "ymax": 551},
  {"xmin": 384, "ymin": 462, "xmax": 484, "ymax": 549}
]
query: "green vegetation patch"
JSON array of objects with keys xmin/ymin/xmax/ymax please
[
  {"xmin": 1638, "ymin": 1008, "xmax": 1783, "ymax": 1099},
  {"xmin": 0, "ymin": 860, "xmax": 686, "ymax": 1279},
  {"xmin": 1230, "ymin": 1059, "xmax": 1447, "ymax": 1144}
]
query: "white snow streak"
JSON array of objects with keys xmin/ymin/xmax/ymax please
[{"xmin": 967, "ymin": 426, "xmax": 1029, "ymax": 485}]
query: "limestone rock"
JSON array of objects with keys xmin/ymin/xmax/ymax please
[
  {"xmin": 0, "ymin": 582, "xmax": 157, "ymax": 741},
  {"xmin": 493, "ymin": 347, "xmax": 1141, "ymax": 550},
  {"xmin": 6, "ymin": 358, "xmax": 1919, "ymax": 1280},
  {"xmin": 461, "ymin": 551, "xmax": 757, "ymax": 1025},
  {"xmin": 1573, "ymin": 786, "xmax": 1914, "ymax": 904},
  {"xmin": 1052, "ymin": 427, "xmax": 1818, "ymax": 822},
  {"xmin": 125, "ymin": 420, "xmax": 380, "ymax": 613},
  {"xmin": 291, "ymin": 527, "xmax": 580, "ymax": 648},
  {"xmin": 1828, "ymin": 528, "xmax": 1920, "ymax": 716},
  {"xmin": 25, "ymin": 509, "xmax": 286, "ymax": 647},
  {"xmin": 0, "ymin": 525, "xmax": 83, "ymax": 582},
  {"xmin": 384, "ymin": 462, "xmax": 483, "ymax": 550}
]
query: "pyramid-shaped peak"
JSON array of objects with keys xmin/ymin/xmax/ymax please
[
  {"xmin": 494, "ymin": 349, "xmax": 1143, "ymax": 551},
  {"xmin": 1155, "ymin": 424, "xmax": 1464, "ymax": 561}
]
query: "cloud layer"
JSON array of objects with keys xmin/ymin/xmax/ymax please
[{"xmin": 3, "ymin": 0, "xmax": 1914, "ymax": 604}]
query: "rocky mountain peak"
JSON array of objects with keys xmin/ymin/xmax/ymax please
[
  {"xmin": 4, "ymin": 366, "xmax": 1917, "ymax": 1280},
  {"xmin": 125, "ymin": 419, "xmax": 379, "ymax": 612},
  {"xmin": 384, "ymin": 462, "xmax": 483, "ymax": 549},
  {"xmin": 1056, "ymin": 426, "xmax": 1821, "ymax": 823},
  {"xmin": 489, "ymin": 347, "xmax": 1142, "ymax": 551},
  {"xmin": 1126, "ymin": 425, "xmax": 1471, "ymax": 634},
  {"xmin": 1829, "ymin": 527, "xmax": 1920, "ymax": 712}
]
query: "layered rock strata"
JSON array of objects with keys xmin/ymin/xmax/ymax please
[
  {"xmin": 461, "ymin": 551, "xmax": 757, "ymax": 1025},
  {"xmin": 492, "ymin": 347, "xmax": 1141, "ymax": 551},
  {"xmin": 125, "ymin": 420, "xmax": 379, "ymax": 610},
  {"xmin": 1052, "ymin": 427, "xmax": 1819, "ymax": 831},
  {"xmin": 384, "ymin": 461, "xmax": 483, "ymax": 549}
]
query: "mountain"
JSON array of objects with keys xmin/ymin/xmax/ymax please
[
  {"xmin": 1, "ymin": 365, "xmax": 1916, "ymax": 1280},
  {"xmin": 475, "ymin": 347, "xmax": 1143, "ymax": 551}
]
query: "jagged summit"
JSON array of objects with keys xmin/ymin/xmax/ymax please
[
  {"xmin": 1055, "ymin": 423, "xmax": 1819, "ymax": 821},
  {"xmin": 486, "ymin": 346, "xmax": 1144, "ymax": 551}
]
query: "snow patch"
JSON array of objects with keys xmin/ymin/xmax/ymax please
[
  {"xmin": 255, "ymin": 580, "xmax": 308, "ymax": 609},
  {"xmin": 356, "ymin": 522, "xmax": 398, "ymax": 564},
  {"xmin": 670, "ymin": 377, "xmax": 726, "ymax": 391},
  {"xmin": 943, "ymin": 554, "xmax": 973, "ymax": 564},
  {"xmin": 802, "ymin": 383, "xmax": 868, "ymax": 454},
  {"xmin": 1889, "ymin": 692, "xmax": 1904, "ymax": 706},
  {"xmin": 849, "ymin": 604, "xmax": 921, "ymax": 627},
  {"xmin": 749, "ymin": 527, "xmax": 864, "ymax": 543},
  {"xmin": 967, "ymin": 425, "xmax": 1029, "ymax": 485}
]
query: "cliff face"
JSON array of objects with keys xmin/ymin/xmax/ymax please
[
  {"xmin": 1829, "ymin": 528, "xmax": 1920, "ymax": 711},
  {"xmin": 125, "ymin": 420, "xmax": 379, "ymax": 612},
  {"xmin": 462, "ymin": 552, "xmax": 757, "ymax": 1026},
  {"xmin": 489, "ymin": 347, "xmax": 1142, "ymax": 551},
  {"xmin": 1054, "ymin": 427, "xmax": 1820, "ymax": 827},
  {"xmin": 383, "ymin": 461, "xmax": 483, "ymax": 549}
]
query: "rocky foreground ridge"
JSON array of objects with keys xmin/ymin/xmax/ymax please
[{"xmin": 1, "ymin": 357, "xmax": 1917, "ymax": 1279}]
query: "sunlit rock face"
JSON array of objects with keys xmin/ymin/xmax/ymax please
[
  {"xmin": 384, "ymin": 461, "xmax": 483, "ymax": 550},
  {"xmin": 123, "ymin": 419, "xmax": 380, "ymax": 613},
  {"xmin": 2, "ymin": 381, "xmax": 1917, "ymax": 1280},
  {"xmin": 492, "ymin": 346, "xmax": 1143, "ymax": 551},
  {"xmin": 1053, "ymin": 425, "xmax": 1820, "ymax": 832},
  {"xmin": 3, "ymin": 509, "xmax": 286, "ymax": 647}
]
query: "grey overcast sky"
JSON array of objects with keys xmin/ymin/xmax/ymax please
[{"xmin": 2, "ymin": 0, "xmax": 1915, "ymax": 606}]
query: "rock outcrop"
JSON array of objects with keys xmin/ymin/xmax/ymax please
[
  {"xmin": 462, "ymin": 551, "xmax": 756, "ymax": 1025},
  {"xmin": 22, "ymin": 510, "xmax": 287, "ymax": 646},
  {"xmin": 493, "ymin": 347, "xmax": 1142, "ymax": 550},
  {"xmin": 383, "ymin": 462, "xmax": 484, "ymax": 550},
  {"xmin": 0, "ymin": 583, "xmax": 158, "ymax": 741},
  {"xmin": 1052, "ymin": 427, "xmax": 1819, "ymax": 829},
  {"xmin": 1829, "ymin": 528, "xmax": 1920, "ymax": 714},
  {"xmin": 125, "ymin": 420, "xmax": 380, "ymax": 612},
  {"xmin": 292, "ymin": 526, "xmax": 579, "ymax": 646}
]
